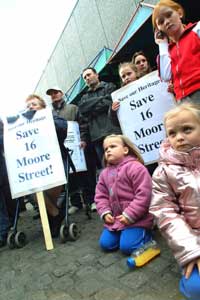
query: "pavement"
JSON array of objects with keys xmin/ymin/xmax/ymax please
[{"xmin": 0, "ymin": 207, "xmax": 185, "ymax": 300}]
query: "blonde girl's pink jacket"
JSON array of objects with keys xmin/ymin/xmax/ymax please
[
  {"xmin": 150, "ymin": 139, "xmax": 200, "ymax": 267},
  {"xmin": 95, "ymin": 156, "xmax": 153, "ymax": 231}
]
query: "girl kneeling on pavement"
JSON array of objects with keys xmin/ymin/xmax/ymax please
[
  {"xmin": 150, "ymin": 103, "xmax": 200, "ymax": 300},
  {"xmin": 95, "ymin": 134, "xmax": 153, "ymax": 255}
]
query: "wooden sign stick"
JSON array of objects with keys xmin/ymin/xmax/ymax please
[{"xmin": 36, "ymin": 191, "xmax": 54, "ymax": 250}]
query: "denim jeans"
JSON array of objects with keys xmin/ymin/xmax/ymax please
[{"xmin": 0, "ymin": 190, "xmax": 10, "ymax": 239}]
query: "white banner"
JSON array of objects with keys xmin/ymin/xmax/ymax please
[
  {"xmin": 64, "ymin": 121, "xmax": 87, "ymax": 173},
  {"xmin": 3, "ymin": 108, "xmax": 66, "ymax": 198},
  {"xmin": 111, "ymin": 71, "xmax": 176, "ymax": 164}
]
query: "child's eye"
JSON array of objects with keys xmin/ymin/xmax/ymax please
[
  {"xmin": 166, "ymin": 11, "xmax": 172, "ymax": 18},
  {"xmin": 168, "ymin": 131, "xmax": 175, "ymax": 137},
  {"xmin": 183, "ymin": 126, "xmax": 193, "ymax": 133},
  {"xmin": 157, "ymin": 18, "xmax": 164, "ymax": 25}
]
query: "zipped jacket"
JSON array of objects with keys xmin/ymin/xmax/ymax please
[
  {"xmin": 158, "ymin": 22, "xmax": 200, "ymax": 100},
  {"xmin": 95, "ymin": 156, "xmax": 153, "ymax": 231},
  {"xmin": 150, "ymin": 139, "xmax": 200, "ymax": 266},
  {"xmin": 79, "ymin": 81, "xmax": 121, "ymax": 142}
]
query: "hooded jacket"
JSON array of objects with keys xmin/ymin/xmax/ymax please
[
  {"xmin": 150, "ymin": 139, "xmax": 200, "ymax": 266},
  {"xmin": 95, "ymin": 156, "xmax": 153, "ymax": 231}
]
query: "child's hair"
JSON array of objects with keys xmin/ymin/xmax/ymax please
[
  {"xmin": 164, "ymin": 102, "xmax": 200, "ymax": 131},
  {"xmin": 152, "ymin": 0, "xmax": 185, "ymax": 29},
  {"xmin": 118, "ymin": 62, "xmax": 137, "ymax": 75},
  {"xmin": 103, "ymin": 134, "xmax": 144, "ymax": 165},
  {"xmin": 26, "ymin": 94, "xmax": 46, "ymax": 108}
]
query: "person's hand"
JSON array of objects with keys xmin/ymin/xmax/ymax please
[
  {"xmin": 104, "ymin": 213, "xmax": 114, "ymax": 224},
  {"xmin": 154, "ymin": 29, "xmax": 168, "ymax": 45},
  {"xmin": 116, "ymin": 214, "xmax": 131, "ymax": 225},
  {"xmin": 112, "ymin": 101, "xmax": 120, "ymax": 111},
  {"xmin": 80, "ymin": 141, "xmax": 87, "ymax": 149},
  {"xmin": 183, "ymin": 257, "xmax": 200, "ymax": 279},
  {"xmin": 167, "ymin": 81, "xmax": 174, "ymax": 94}
]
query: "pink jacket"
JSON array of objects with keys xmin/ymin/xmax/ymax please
[
  {"xmin": 150, "ymin": 139, "xmax": 200, "ymax": 266},
  {"xmin": 95, "ymin": 156, "xmax": 153, "ymax": 231}
]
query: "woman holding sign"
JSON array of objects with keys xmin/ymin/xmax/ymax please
[{"xmin": 26, "ymin": 94, "xmax": 68, "ymax": 238}]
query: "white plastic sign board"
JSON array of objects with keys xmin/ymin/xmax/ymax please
[
  {"xmin": 3, "ymin": 108, "xmax": 66, "ymax": 198},
  {"xmin": 111, "ymin": 71, "xmax": 176, "ymax": 164},
  {"xmin": 64, "ymin": 121, "xmax": 87, "ymax": 173}
]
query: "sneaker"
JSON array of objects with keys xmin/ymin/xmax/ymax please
[
  {"xmin": 91, "ymin": 202, "xmax": 97, "ymax": 212},
  {"xmin": 68, "ymin": 206, "xmax": 79, "ymax": 215},
  {"xmin": 25, "ymin": 202, "xmax": 34, "ymax": 211}
]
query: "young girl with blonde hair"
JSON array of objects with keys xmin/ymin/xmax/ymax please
[
  {"xmin": 150, "ymin": 103, "xmax": 200, "ymax": 300},
  {"xmin": 95, "ymin": 134, "xmax": 153, "ymax": 255}
]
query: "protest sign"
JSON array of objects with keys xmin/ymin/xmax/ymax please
[
  {"xmin": 64, "ymin": 121, "xmax": 87, "ymax": 173},
  {"xmin": 3, "ymin": 108, "xmax": 66, "ymax": 199},
  {"xmin": 111, "ymin": 70, "xmax": 175, "ymax": 164}
]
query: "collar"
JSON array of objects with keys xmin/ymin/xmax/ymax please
[
  {"xmin": 169, "ymin": 22, "xmax": 197, "ymax": 46},
  {"xmin": 52, "ymin": 98, "xmax": 65, "ymax": 110},
  {"xmin": 87, "ymin": 81, "xmax": 105, "ymax": 92}
]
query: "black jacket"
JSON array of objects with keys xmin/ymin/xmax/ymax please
[{"xmin": 79, "ymin": 81, "xmax": 121, "ymax": 142}]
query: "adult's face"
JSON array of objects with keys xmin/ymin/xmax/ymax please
[
  {"xmin": 82, "ymin": 69, "xmax": 99, "ymax": 89},
  {"xmin": 134, "ymin": 55, "xmax": 149, "ymax": 75},
  {"xmin": 26, "ymin": 98, "xmax": 43, "ymax": 111},
  {"xmin": 49, "ymin": 91, "xmax": 63, "ymax": 103}
]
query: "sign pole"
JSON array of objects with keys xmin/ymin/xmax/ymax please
[{"xmin": 36, "ymin": 191, "xmax": 54, "ymax": 250}]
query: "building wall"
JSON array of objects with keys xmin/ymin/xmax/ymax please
[{"xmin": 35, "ymin": 0, "xmax": 157, "ymax": 101}]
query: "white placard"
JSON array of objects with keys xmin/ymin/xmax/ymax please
[
  {"xmin": 111, "ymin": 71, "xmax": 176, "ymax": 164},
  {"xmin": 3, "ymin": 108, "xmax": 66, "ymax": 198},
  {"xmin": 64, "ymin": 121, "xmax": 87, "ymax": 173}
]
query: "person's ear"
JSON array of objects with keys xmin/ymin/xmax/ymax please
[
  {"xmin": 177, "ymin": 8, "xmax": 183, "ymax": 19},
  {"xmin": 124, "ymin": 146, "xmax": 129, "ymax": 155}
]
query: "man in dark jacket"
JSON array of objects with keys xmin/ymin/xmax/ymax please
[{"xmin": 79, "ymin": 67, "xmax": 121, "ymax": 167}]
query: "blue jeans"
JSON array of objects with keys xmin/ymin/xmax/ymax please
[
  {"xmin": 0, "ymin": 190, "xmax": 9, "ymax": 239},
  {"xmin": 99, "ymin": 227, "xmax": 152, "ymax": 255},
  {"xmin": 179, "ymin": 265, "xmax": 200, "ymax": 300}
]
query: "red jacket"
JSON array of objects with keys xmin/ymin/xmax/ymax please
[{"xmin": 169, "ymin": 22, "xmax": 200, "ymax": 100}]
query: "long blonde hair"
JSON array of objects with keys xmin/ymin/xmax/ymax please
[{"xmin": 103, "ymin": 134, "xmax": 144, "ymax": 166}]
